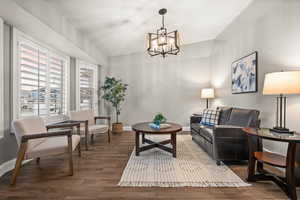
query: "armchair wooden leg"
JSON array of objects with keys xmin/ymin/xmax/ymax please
[
  {"xmin": 36, "ymin": 157, "xmax": 40, "ymax": 165},
  {"xmin": 11, "ymin": 142, "xmax": 27, "ymax": 186},
  {"xmin": 77, "ymin": 142, "xmax": 81, "ymax": 157},
  {"xmin": 76, "ymin": 125, "xmax": 81, "ymax": 157},
  {"xmin": 85, "ymin": 125, "xmax": 89, "ymax": 151},
  {"xmin": 67, "ymin": 135, "xmax": 73, "ymax": 176},
  {"xmin": 90, "ymin": 134, "xmax": 94, "ymax": 145},
  {"xmin": 108, "ymin": 129, "xmax": 110, "ymax": 143}
]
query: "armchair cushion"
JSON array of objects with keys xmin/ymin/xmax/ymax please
[
  {"xmin": 80, "ymin": 124, "xmax": 108, "ymax": 136},
  {"xmin": 26, "ymin": 135, "xmax": 80, "ymax": 159}
]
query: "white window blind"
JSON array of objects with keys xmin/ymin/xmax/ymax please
[
  {"xmin": 14, "ymin": 30, "xmax": 69, "ymax": 121},
  {"xmin": 76, "ymin": 61, "xmax": 98, "ymax": 111}
]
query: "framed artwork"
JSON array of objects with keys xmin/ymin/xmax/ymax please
[{"xmin": 232, "ymin": 51, "xmax": 258, "ymax": 94}]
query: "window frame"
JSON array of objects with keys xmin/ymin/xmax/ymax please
[
  {"xmin": 76, "ymin": 60, "xmax": 98, "ymax": 113},
  {"xmin": 12, "ymin": 28, "xmax": 70, "ymax": 122},
  {"xmin": 0, "ymin": 18, "xmax": 4, "ymax": 138}
]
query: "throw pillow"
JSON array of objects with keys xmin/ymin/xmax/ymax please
[{"xmin": 200, "ymin": 109, "xmax": 220, "ymax": 126}]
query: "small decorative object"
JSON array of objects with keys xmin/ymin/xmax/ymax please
[
  {"xmin": 101, "ymin": 77, "xmax": 128, "ymax": 133},
  {"xmin": 263, "ymin": 71, "xmax": 300, "ymax": 133},
  {"xmin": 149, "ymin": 123, "xmax": 171, "ymax": 130},
  {"xmin": 146, "ymin": 8, "xmax": 180, "ymax": 58},
  {"xmin": 153, "ymin": 113, "xmax": 167, "ymax": 125},
  {"xmin": 232, "ymin": 52, "xmax": 258, "ymax": 94},
  {"xmin": 201, "ymin": 88, "xmax": 215, "ymax": 109},
  {"xmin": 149, "ymin": 113, "xmax": 169, "ymax": 130}
]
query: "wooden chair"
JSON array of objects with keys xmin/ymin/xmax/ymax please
[
  {"xmin": 70, "ymin": 110, "xmax": 110, "ymax": 150},
  {"xmin": 11, "ymin": 117, "xmax": 81, "ymax": 185}
]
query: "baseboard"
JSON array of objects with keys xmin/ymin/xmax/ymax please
[
  {"xmin": 123, "ymin": 126, "xmax": 132, "ymax": 131},
  {"xmin": 182, "ymin": 126, "xmax": 190, "ymax": 131},
  {"xmin": 123, "ymin": 126, "xmax": 190, "ymax": 132},
  {"xmin": 0, "ymin": 158, "xmax": 31, "ymax": 178}
]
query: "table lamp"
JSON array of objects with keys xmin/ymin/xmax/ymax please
[
  {"xmin": 263, "ymin": 71, "xmax": 300, "ymax": 133},
  {"xmin": 201, "ymin": 88, "xmax": 215, "ymax": 109}
]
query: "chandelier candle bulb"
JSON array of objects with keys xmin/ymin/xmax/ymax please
[{"xmin": 147, "ymin": 8, "xmax": 180, "ymax": 58}]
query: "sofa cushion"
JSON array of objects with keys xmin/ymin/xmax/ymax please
[
  {"xmin": 200, "ymin": 126, "xmax": 213, "ymax": 143},
  {"xmin": 200, "ymin": 109, "xmax": 220, "ymax": 126},
  {"xmin": 191, "ymin": 123, "xmax": 213, "ymax": 143},
  {"xmin": 226, "ymin": 108, "xmax": 259, "ymax": 127},
  {"xmin": 217, "ymin": 107, "xmax": 232, "ymax": 125}
]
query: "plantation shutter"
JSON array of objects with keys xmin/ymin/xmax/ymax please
[
  {"xmin": 49, "ymin": 54, "xmax": 65, "ymax": 115},
  {"xmin": 79, "ymin": 67, "xmax": 95, "ymax": 110},
  {"xmin": 19, "ymin": 42, "xmax": 48, "ymax": 117},
  {"xmin": 17, "ymin": 38, "xmax": 68, "ymax": 120}
]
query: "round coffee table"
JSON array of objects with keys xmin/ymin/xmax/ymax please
[{"xmin": 132, "ymin": 122, "xmax": 182, "ymax": 158}]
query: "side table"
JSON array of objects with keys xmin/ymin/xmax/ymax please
[{"xmin": 243, "ymin": 128, "xmax": 300, "ymax": 200}]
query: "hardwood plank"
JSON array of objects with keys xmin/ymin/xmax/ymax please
[{"xmin": 0, "ymin": 131, "xmax": 295, "ymax": 200}]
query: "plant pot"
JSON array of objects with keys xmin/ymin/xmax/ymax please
[{"xmin": 112, "ymin": 123, "xmax": 123, "ymax": 133}]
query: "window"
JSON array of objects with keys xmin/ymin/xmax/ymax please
[
  {"xmin": 13, "ymin": 29, "xmax": 69, "ymax": 121},
  {"xmin": 0, "ymin": 18, "xmax": 3, "ymax": 138},
  {"xmin": 76, "ymin": 60, "xmax": 98, "ymax": 111}
]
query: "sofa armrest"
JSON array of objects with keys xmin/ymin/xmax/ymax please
[
  {"xmin": 213, "ymin": 125, "xmax": 246, "ymax": 139},
  {"xmin": 190, "ymin": 115, "xmax": 202, "ymax": 124}
]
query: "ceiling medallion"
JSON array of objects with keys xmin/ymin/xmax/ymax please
[{"xmin": 147, "ymin": 8, "xmax": 180, "ymax": 58}]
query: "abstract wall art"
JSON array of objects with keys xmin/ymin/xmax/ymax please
[{"xmin": 232, "ymin": 52, "xmax": 257, "ymax": 94}]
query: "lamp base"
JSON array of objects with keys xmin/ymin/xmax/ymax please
[{"xmin": 270, "ymin": 127, "xmax": 294, "ymax": 134}]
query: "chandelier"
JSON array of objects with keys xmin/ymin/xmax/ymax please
[{"xmin": 147, "ymin": 8, "xmax": 180, "ymax": 58}]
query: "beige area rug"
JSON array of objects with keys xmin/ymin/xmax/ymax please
[{"xmin": 118, "ymin": 135, "xmax": 250, "ymax": 187}]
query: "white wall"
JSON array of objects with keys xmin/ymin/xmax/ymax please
[
  {"xmin": 0, "ymin": 17, "xmax": 3, "ymax": 138},
  {"xmin": 210, "ymin": 0, "xmax": 300, "ymax": 155},
  {"xmin": 108, "ymin": 41, "xmax": 213, "ymax": 127},
  {"xmin": 0, "ymin": 0, "xmax": 107, "ymax": 65}
]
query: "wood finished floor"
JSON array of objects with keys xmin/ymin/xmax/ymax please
[{"xmin": 0, "ymin": 131, "xmax": 295, "ymax": 200}]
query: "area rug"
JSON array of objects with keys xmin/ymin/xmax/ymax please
[{"xmin": 118, "ymin": 135, "xmax": 250, "ymax": 187}]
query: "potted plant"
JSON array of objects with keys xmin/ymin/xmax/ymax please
[
  {"xmin": 153, "ymin": 113, "xmax": 167, "ymax": 125},
  {"xmin": 101, "ymin": 77, "xmax": 128, "ymax": 133}
]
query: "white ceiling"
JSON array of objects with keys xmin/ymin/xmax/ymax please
[{"xmin": 45, "ymin": 0, "xmax": 253, "ymax": 57}]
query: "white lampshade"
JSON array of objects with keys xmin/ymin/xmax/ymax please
[
  {"xmin": 201, "ymin": 88, "xmax": 215, "ymax": 98},
  {"xmin": 263, "ymin": 71, "xmax": 300, "ymax": 95}
]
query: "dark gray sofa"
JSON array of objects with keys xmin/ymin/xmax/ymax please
[{"xmin": 190, "ymin": 107, "xmax": 260, "ymax": 165}]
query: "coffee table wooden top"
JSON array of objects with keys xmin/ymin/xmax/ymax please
[{"xmin": 132, "ymin": 122, "xmax": 182, "ymax": 134}]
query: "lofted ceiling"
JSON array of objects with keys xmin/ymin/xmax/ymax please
[{"xmin": 44, "ymin": 0, "xmax": 253, "ymax": 57}]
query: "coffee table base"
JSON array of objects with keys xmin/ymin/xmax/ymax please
[{"xmin": 135, "ymin": 132, "xmax": 177, "ymax": 158}]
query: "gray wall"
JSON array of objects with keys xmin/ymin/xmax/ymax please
[
  {"xmin": 210, "ymin": 0, "xmax": 300, "ymax": 155},
  {"xmin": 0, "ymin": 24, "xmax": 18, "ymax": 164},
  {"xmin": 70, "ymin": 57, "xmax": 77, "ymax": 111},
  {"xmin": 108, "ymin": 41, "xmax": 213, "ymax": 126}
]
